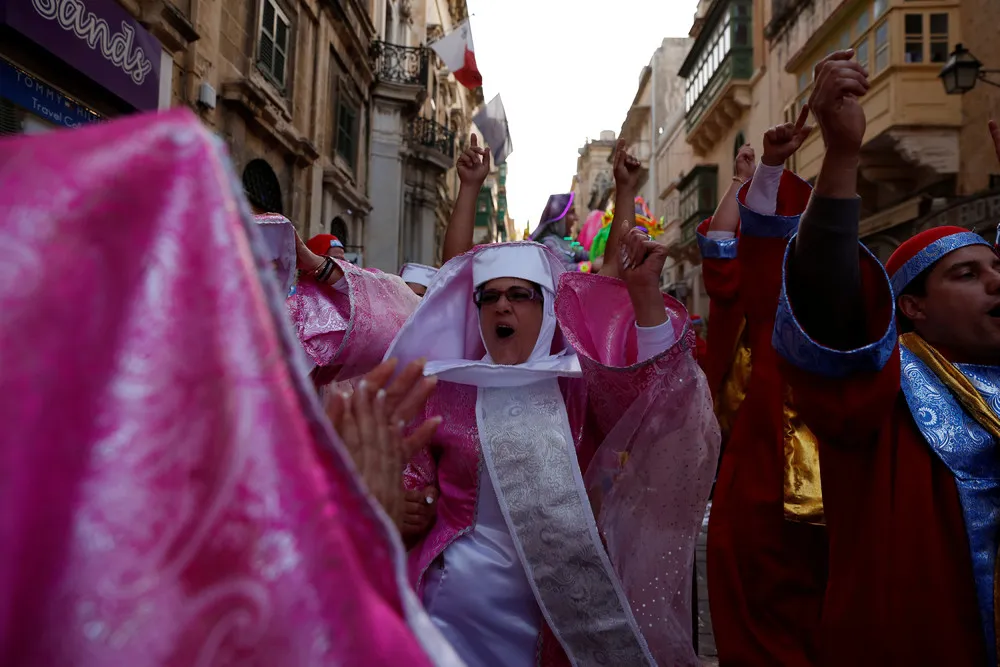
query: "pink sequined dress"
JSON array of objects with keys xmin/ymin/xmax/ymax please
[{"xmin": 0, "ymin": 110, "xmax": 463, "ymax": 667}]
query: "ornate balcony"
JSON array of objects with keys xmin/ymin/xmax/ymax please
[
  {"xmin": 406, "ymin": 116, "xmax": 456, "ymax": 171},
  {"xmin": 370, "ymin": 40, "xmax": 428, "ymax": 87},
  {"xmin": 409, "ymin": 117, "xmax": 455, "ymax": 158}
]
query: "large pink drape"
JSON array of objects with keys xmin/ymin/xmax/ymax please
[{"xmin": 0, "ymin": 110, "xmax": 461, "ymax": 667}]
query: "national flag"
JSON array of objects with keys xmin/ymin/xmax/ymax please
[
  {"xmin": 429, "ymin": 20, "xmax": 483, "ymax": 90},
  {"xmin": 473, "ymin": 94, "xmax": 513, "ymax": 165}
]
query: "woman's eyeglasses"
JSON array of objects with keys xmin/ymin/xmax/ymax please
[{"xmin": 474, "ymin": 286, "xmax": 542, "ymax": 309}]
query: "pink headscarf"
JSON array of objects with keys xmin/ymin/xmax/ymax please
[
  {"xmin": 578, "ymin": 210, "xmax": 605, "ymax": 251},
  {"xmin": 0, "ymin": 110, "xmax": 461, "ymax": 667}
]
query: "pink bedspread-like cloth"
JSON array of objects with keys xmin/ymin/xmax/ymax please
[{"xmin": 0, "ymin": 111, "xmax": 460, "ymax": 667}]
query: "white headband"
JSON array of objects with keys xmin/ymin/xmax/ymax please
[{"xmin": 472, "ymin": 244, "xmax": 555, "ymax": 292}]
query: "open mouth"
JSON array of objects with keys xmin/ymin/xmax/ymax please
[
  {"xmin": 495, "ymin": 324, "xmax": 516, "ymax": 339},
  {"xmin": 989, "ymin": 305, "xmax": 1000, "ymax": 318}
]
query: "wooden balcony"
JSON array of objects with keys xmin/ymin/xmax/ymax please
[
  {"xmin": 788, "ymin": 1, "xmax": 962, "ymax": 185},
  {"xmin": 685, "ymin": 53, "xmax": 754, "ymax": 156},
  {"xmin": 794, "ymin": 63, "xmax": 962, "ymax": 183}
]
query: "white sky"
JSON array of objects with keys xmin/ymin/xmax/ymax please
[{"xmin": 466, "ymin": 0, "xmax": 699, "ymax": 236}]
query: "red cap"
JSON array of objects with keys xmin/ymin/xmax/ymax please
[
  {"xmin": 886, "ymin": 226, "xmax": 991, "ymax": 294},
  {"xmin": 306, "ymin": 234, "xmax": 342, "ymax": 255}
]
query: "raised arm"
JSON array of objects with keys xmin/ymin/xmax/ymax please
[
  {"xmin": 442, "ymin": 134, "xmax": 490, "ymax": 263},
  {"xmin": 709, "ymin": 144, "xmax": 757, "ymax": 236},
  {"xmin": 786, "ymin": 50, "xmax": 870, "ymax": 350},
  {"xmin": 599, "ymin": 140, "xmax": 642, "ymax": 279},
  {"xmin": 745, "ymin": 105, "xmax": 814, "ymax": 216}
]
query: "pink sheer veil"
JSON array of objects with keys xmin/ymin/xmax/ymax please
[{"xmin": 0, "ymin": 110, "xmax": 462, "ymax": 667}]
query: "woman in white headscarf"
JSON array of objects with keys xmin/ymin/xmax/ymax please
[
  {"xmin": 400, "ymin": 263, "xmax": 439, "ymax": 296},
  {"xmin": 384, "ymin": 232, "xmax": 720, "ymax": 666}
]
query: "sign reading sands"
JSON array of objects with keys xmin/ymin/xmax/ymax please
[{"xmin": 0, "ymin": 0, "xmax": 162, "ymax": 111}]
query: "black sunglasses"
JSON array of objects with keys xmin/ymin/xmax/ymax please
[{"xmin": 473, "ymin": 285, "xmax": 543, "ymax": 309}]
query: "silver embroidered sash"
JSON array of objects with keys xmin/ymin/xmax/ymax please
[{"xmin": 475, "ymin": 380, "xmax": 655, "ymax": 666}]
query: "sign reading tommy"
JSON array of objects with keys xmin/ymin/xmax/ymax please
[{"xmin": 0, "ymin": 0, "xmax": 162, "ymax": 111}]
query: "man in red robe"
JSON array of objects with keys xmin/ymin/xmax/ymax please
[
  {"xmin": 700, "ymin": 110, "xmax": 827, "ymax": 665},
  {"xmin": 775, "ymin": 49, "xmax": 1000, "ymax": 666}
]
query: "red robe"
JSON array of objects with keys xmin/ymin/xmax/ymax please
[
  {"xmin": 702, "ymin": 175, "xmax": 828, "ymax": 667},
  {"xmin": 776, "ymin": 246, "xmax": 987, "ymax": 666},
  {"xmin": 698, "ymin": 216, "xmax": 744, "ymax": 401}
]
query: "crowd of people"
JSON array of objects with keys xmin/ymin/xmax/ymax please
[{"xmin": 3, "ymin": 47, "xmax": 1000, "ymax": 667}]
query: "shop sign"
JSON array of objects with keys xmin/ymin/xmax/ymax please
[
  {"xmin": 0, "ymin": 58, "xmax": 101, "ymax": 129},
  {"xmin": 0, "ymin": 0, "xmax": 162, "ymax": 111}
]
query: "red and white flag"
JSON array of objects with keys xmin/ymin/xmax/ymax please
[{"xmin": 429, "ymin": 20, "xmax": 482, "ymax": 90}]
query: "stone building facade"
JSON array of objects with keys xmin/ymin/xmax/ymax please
[
  {"xmin": 572, "ymin": 130, "xmax": 617, "ymax": 222},
  {"xmin": 0, "ymin": 0, "xmax": 478, "ymax": 269},
  {"xmin": 600, "ymin": 0, "xmax": 999, "ymax": 320}
]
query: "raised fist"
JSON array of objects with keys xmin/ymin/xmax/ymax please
[
  {"xmin": 456, "ymin": 133, "xmax": 490, "ymax": 187},
  {"xmin": 809, "ymin": 50, "xmax": 870, "ymax": 158},
  {"xmin": 612, "ymin": 139, "xmax": 643, "ymax": 194},
  {"xmin": 762, "ymin": 104, "xmax": 814, "ymax": 167},
  {"xmin": 734, "ymin": 143, "xmax": 756, "ymax": 182}
]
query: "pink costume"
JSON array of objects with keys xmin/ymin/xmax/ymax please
[
  {"xmin": 0, "ymin": 110, "xmax": 462, "ymax": 667},
  {"xmin": 383, "ymin": 243, "xmax": 720, "ymax": 666},
  {"xmin": 286, "ymin": 263, "xmax": 419, "ymax": 387}
]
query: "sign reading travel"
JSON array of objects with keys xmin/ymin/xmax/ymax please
[
  {"xmin": 0, "ymin": 0, "xmax": 162, "ymax": 111},
  {"xmin": 0, "ymin": 58, "xmax": 102, "ymax": 129}
]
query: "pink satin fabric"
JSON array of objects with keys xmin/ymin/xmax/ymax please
[
  {"xmin": 0, "ymin": 111, "xmax": 457, "ymax": 667},
  {"xmin": 288, "ymin": 265, "xmax": 419, "ymax": 385},
  {"xmin": 559, "ymin": 273, "xmax": 720, "ymax": 667}
]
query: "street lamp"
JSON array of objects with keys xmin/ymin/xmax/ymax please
[{"xmin": 939, "ymin": 44, "xmax": 1000, "ymax": 94}]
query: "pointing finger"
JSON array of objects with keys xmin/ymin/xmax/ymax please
[
  {"xmin": 470, "ymin": 133, "xmax": 478, "ymax": 148},
  {"xmin": 794, "ymin": 103, "xmax": 810, "ymax": 132}
]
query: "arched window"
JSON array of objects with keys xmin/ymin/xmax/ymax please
[
  {"xmin": 331, "ymin": 216, "xmax": 349, "ymax": 245},
  {"xmin": 242, "ymin": 159, "xmax": 283, "ymax": 215},
  {"xmin": 733, "ymin": 131, "xmax": 747, "ymax": 159}
]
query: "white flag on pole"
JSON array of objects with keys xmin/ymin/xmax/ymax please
[{"xmin": 473, "ymin": 94, "xmax": 513, "ymax": 165}]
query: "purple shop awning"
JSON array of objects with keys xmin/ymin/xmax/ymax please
[{"xmin": 0, "ymin": 0, "xmax": 162, "ymax": 111}]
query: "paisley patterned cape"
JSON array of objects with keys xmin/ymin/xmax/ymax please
[{"xmin": 0, "ymin": 110, "xmax": 463, "ymax": 667}]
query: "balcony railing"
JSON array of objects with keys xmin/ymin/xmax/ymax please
[
  {"xmin": 408, "ymin": 116, "xmax": 456, "ymax": 159},
  {"xmin": 370, "ymin": 40, "xmax": 428, "ymax": 86}
]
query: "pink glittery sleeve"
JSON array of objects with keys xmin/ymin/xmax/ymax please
[
  {"xmin": 555, "ymin": 271, "xmax": 693, "ymax": 435},
  {"xmin": 556, "ymin": 271, "xmax": 721, "ymax": 666},
  {"xmin": 288, "ymin": 265, "xmax": 420, "ymax": 383}
]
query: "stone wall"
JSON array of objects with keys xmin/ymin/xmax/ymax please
[{"xmin": 958, "ymin": 0, "xmax": 1000, "ymax": 195}]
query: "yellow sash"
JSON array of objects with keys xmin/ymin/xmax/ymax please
[
  {"xmin": 713, "ymin": 318, "xmax": 824, "ymax": 524},
  {"xmin": 900, "ymin": 332, "xmax": 1000, "ymax": 665}
]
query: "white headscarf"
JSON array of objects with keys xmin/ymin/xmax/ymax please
[
  {"xmin": 399, "ymin": 263, "xmax": 439, "ymax": 288},
  {"xmin": 384, "ymin": 243, "xmax": 582, "ymax": 387}
]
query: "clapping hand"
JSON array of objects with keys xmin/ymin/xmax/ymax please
[
  {"xmin": 734, "ymin": 143, "xmax": 756, "ymax": 182},
  {"xmin": 612, "ymin": 139, "xmax": 643, "ymax": 195},
  {"xmin": 809, "ymin": 50, "xmax": 870, "ymax": 157},
  {"xmin": 402, "ymin": 486, "xmax": 439, "ymax": 543},
  {"xmin": 326, "ymin": 359, "xmax": 441, "ymax": 527},
  {"xmin": 457, "ymin": 133, "xmax": 491, "ymax": 187},
  {"xmin": 762, "ymin": 104, "xmax": 814, "ymax": 167}
]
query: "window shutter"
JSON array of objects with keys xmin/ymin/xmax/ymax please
[
  {"xmin": 0, "ymin": 100, "xmax": 22, "ymax": 136},
  {"xmin": 259, "ymin": 2, "xmax": 275, "ymax": 70}
]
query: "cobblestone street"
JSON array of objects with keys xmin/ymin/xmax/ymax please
[{"xmin": 696, "ymin": 502, "xmax": 717, "ymax": 664}]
